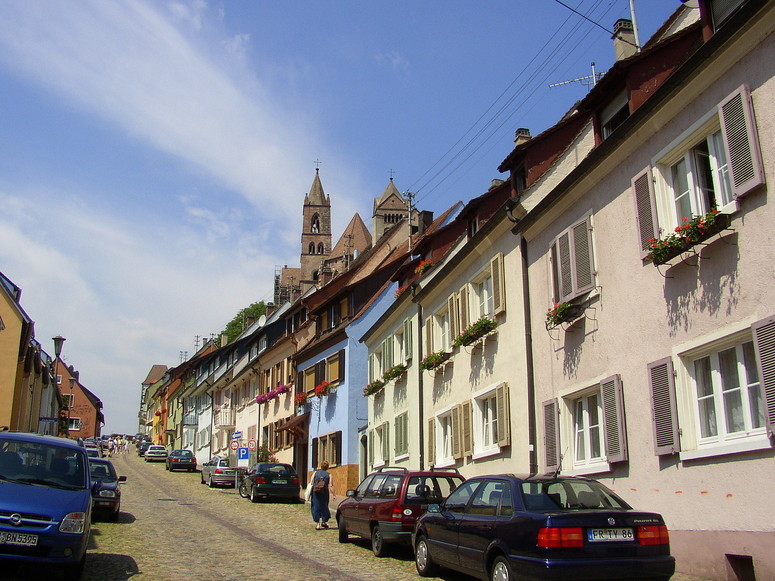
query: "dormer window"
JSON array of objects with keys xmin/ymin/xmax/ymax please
[{"xmin": 601, "ymin": 90, "xmax": 630, "ymax": 139}]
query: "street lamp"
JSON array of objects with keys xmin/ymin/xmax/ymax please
[{"xmin": 52, "ymin": 335, "xmax": 66, "ymax": 359}]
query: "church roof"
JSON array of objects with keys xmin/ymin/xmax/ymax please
[
  {"xmin": 330, "ymin": 213, "xmax": 372, "ymax": 259},
  {"xmin": 304, "ymin": 169, "xmax": 329, "ymax": 206},
  {"xmin": 373, "ymin": 179, "xmax": 407, "ymax": 213}
]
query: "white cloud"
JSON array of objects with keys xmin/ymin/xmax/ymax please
[{"xmin": 375, "ymin": 50, "xmax": 409, "ymax": 72}]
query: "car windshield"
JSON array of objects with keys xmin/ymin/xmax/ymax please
[
  {"xmin": 0, "ymin": 438, "xmax": 88, "ymax": 489},
  {"xmin": 89, "ymin": 461, "xmax": 118, "ymax": 482},
  {"xmin": 172, "ymin": 450, "xmax": 193, "ymax": 457},
  {"xmin": 521, "ymin": 479, "xmax": 631, "ymax": 511},
  {"xmin": 405, "ymin": 475, "xmax": 464, "ymax": 503}
]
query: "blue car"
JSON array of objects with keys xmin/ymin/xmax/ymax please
[
  {"xmin": 0, "ymin": 432, "xmax": 92, "ymax": 580},
  {"xmin": 413, "ymin": 474, "xmax": 675, "ymax": 581}
]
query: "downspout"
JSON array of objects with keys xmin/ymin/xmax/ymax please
[
  {"xmin": 417, "ymin": 299, "xmax": 425, "ymax": 470},
  {"xmin": 506, "ymin": 198, "xmax": 538, "ymax": 474}
]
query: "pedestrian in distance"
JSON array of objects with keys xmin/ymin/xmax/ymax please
[{"xmin": 310, "ymin": 461, "xmax": 335, "ymax": 530}]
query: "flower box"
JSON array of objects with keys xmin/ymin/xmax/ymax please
[
  {"xmin": 363, "ymin": 379, "xmax": 385, "ymax": 396},
  {"xmin": 383, "ymin": 364, "xmax": 407, "ymax": 382},
  {"xmin": 546, "ymin": 302, "xmax": 584, "ymax": 328},
  {"xmin": 420, "ymin": 351, "xmax": 450, "ymax": 371},
  {"xmin": 415, "ymin": 259, "xmax": 435, "ymax": 276},
  {"xmin": 647, "ymin": 211, "xmax": 730, "ymax": 265},
  {"xmin": 293, "ymin": 392, "xmax": 308, "ymax": 406},
  {"xmin": 314, "ymin": 381, "xmax": 332, "ymax": 397},
  {"xmin": 453, "ymin": 315, "xmax": 497, "ymax": 347}
]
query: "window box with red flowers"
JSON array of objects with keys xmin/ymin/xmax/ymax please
[
  {"xmin": 647, "ymin": 210, "xmax": 730, "ymax": 265},
  {"xmin": 363, "ymin": 379, "xmax": 385, "ymax": 396},
  {"xmin": 420, "ymin": 350, "xmax": 451, "ymax": 371},
  {"xmin": 394, "ymin": 284, "xmax": 410, "ymax": 299},
  {"xmin": 314, "ymin": 381, "xmax": 333, "ymax": 398},
  {"xmin": 294, "ymin": 392, "xmax": 308, "ymax": 406},
  {"xmin": 453, "ymin": 315, "xmax": 497, "ymax": 347},
  {"xmin": 414, "ymin": 259, "xmax": 435, "ymax": 276}
]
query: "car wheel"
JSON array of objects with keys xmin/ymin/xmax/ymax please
[
  {"xmin": 239, "ymin": 481, "xmax": 249, "ymax": 499},
  {"xmin": 208, "ymin": 476, "xmax": 215, "ymax": 488},
  {"xmin": 250, "ymin": 485, "xmax": 259, "ymax": 503},
  {"xmin": 62, "ymin": 555, "xmax": 86, "ymax": 581},
  {"xmin": 337, "ymin": 515, "xmax": 349, "ymax": 543},
  {"xmin": 371, "ymin": 524, "xmax": 389, "ymax": 558},
  {"xmin": 415, "ymin": 535, "xmax": 439, "ymax": 577},
  {"xmin": 490, "ymin": 556, "xmax": 513, "ymax": 581}
]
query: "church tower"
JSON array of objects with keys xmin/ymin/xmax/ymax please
[
  {"xmin": 372, "ymin": 177, "xmax": 410, "ymax": 242},
  {"xmin": 299, "ymin": 168, "xmax": 332, "ymax": 290}
]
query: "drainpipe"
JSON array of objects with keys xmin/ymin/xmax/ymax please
[{"xmin": 417, "ymin": 300, "xmax": 425, "ymax": 470}]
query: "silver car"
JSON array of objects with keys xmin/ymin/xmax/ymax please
[
  {"xmin": 200, "ymin": 456, "xmax": 237, "ymax": 488},
  {"xmin": 143, "ymin": 445, "xmax": 168, "ymax": 462}
]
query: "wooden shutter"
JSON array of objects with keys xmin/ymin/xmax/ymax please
[
  {"xmin": 403, "ymin": 318, "xmax": 413, "ymax": 362},
  {"xmin": 632, "ymin": 166, "xmax": 659, "ymax": 259},
  {"xmin": 448, "ymin": 295, "xmax": 459, "ymax": 342},
  {"xmin": 491, "ymin": 252, "xmax": 506, "ymax": 315},
  {"xmin": 368, "ymin": 353, "xmax": 376, "ymax": 383},
  {"xmin": 600, "ymin": 375, "xmax": 628, "ymax": 463},
  {"xmin": 311, "ymin": 438, "xmax": 319, "ymax": 471},
  {"xmin": 383, "ymin": 337, "xmax": 394, "ymax": 369},
  {"xmin": 461, "ymin": 401, "xmax": 472, "ymax": 457},
  {"xmin": 719, "ymin": 84, "xmax": 764, "ymax": 199},
  {"xmin": 459, "ymin": 286, "xmax": 470, "ymax": 330},
  {"xmin": 337, "ymin": 350, "xmax": 345, "ymax": 383},
  {"xmin": 425, "ymin": 316, "xmax": 434, "ymax": 354},
  {"xmin": 496, "ymin": 383, "xmax": 511, "ymax": 447},
  {"xmin": 296, "ymin": 369, "xmax": 303, "ymax": 392},
  {"xmin": 368, "ymin": 429, "xmax": 374, "ymax": 468},
  {"xmin": 648, "ymin": 358, "xmax": 680, "ymax": 455},
  {"xmin": 381, "ymin": 423, "xmax": 390, "ymax": 464},
  {"xmin": 573, "ymin": 219, "xmax": 594, "ymax": 294},
  {"xmin": 452, "ymin": 406, "xmax": 462, "ymax": 460},
  {"xmin": 543, "ymin": 399, "xmax": 560, "ymax": 472},
  {"xmin": 427, "ymin": 418, "xmax": 435, "ymax": 467},
  {"xmin": 334, "ymin": 431, "xmax": 342, "ymax": 466},
  {"xmin": 752, "ymin": 316, "xmax": 775, "ymax": 437}
]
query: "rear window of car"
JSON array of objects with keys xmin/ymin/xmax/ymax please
[
  {"xmin": 257, "ymin": 463, "xmax": 294, "ymax": 475},
  {"xmin": 520, "ymin": 480, "xmax": 630, "ymax": 511},
  {"xmin": 405, "ymin": 475, "xmax": 463, "ymax": 504}
]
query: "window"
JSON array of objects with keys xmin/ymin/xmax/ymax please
[
  {"xmin": 395, "ymin": 412, "xmax": 408, "ymax": 457},
  {"xmin": 633, "ymin": 85, "xmax": 764, "ymax": 257},
  {"xmin": 472, "ymin": 384, "xmax": 511, "ymax": 458},
  {"xmin": 317, "ymin": 242, "xmax": 325, "ymax": 254},
  {"xmin": 443, "ymin": 480, "xmax": 479, "ymax": 513},
  {"xmin": 435, "ymin": 307, "xmax": 451, "ymax": 352},
  {"xmin": 550, "ymin": 216, "xmax": 595, "ymax": 303},
  {"xmin": 308, "ymin": 242, "xmax": 315, "ymax": 254},
  {"xmin": 68, "ymin": 417, "xmax": 82, "ymax": 431},
  {"xmin": 312, "ymin": 431, "xmax": 341, "ymax": 468},
  {"xmin": 542, "ymin": 375, "xmax": 627, "ymax": 474},
  {"xmin": 601, "ymin": 90, "xmax": 629, "ymax": 139},
  {"xmin": 304, "ymin": 367, "xmax": 316, "ymax": 392},
  {"xmin": 473, "ymin": 273, "xmax": 493, "ymax": 318},
  {"xmin": 368, "ymin": 346, "xmax": 383, "ymax": 383},
  {"xmin": 649, "ymin": 316, "xmax": 775, "ymax": 460},
  {"xmin": 437, "ymin": 412, "xmax": 454, "ymax": 466},
  {"xmin": 326, "ymin": 350, "xmax": 345, "ymax": 384},
  {"xmin": 393, "ymin": 318, "xmax": 412, "ymax": 365},
  {"xmin": 62, "ymin": 393, "xmax": 74, "ymax": 409},
  {"xmin": 370, "ymin": 423, "xmax": 389, "ymax": 467},
  {"xmin": 311, "ymin": 214, "xmax": 320, "ymax": 233}
]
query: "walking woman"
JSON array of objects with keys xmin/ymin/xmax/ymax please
[{"xmin": 310, "ymin": 461, "xmax": 336, "ymax": 529}]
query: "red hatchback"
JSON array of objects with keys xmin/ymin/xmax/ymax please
[{"xmin": 336, "ymin": 467, "xmax": 464, "ymax": 557}]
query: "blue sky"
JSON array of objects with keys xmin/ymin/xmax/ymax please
[{"xmin": 0, "ymin": 0, "xmax": 682, "ymax": 436}]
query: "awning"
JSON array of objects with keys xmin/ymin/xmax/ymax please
[{"xmin": 275, "ymin": 413, "xmax": 309, "ymax": 438}]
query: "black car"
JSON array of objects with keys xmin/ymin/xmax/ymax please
[
  {"xmin": 238, "ymin": 462, "xmax": 301, "ymax": 502},
  {"xmin": 165, "ymin": 449, "xmax": 197, "ymax": 472},
  {"xmin": 337, "ymin": 467, "xmax": 464, "ymax": 557},
  {"xmin": 88, "ymin": 458, "xmax": 126, "ymax": 522},
  {"xmin": 136, "ymin": 441, "xmax": 152, "ymax": 457},
  {"xmin": 413, "ymin": 474, "xmax": 675, "ymax": 581}
]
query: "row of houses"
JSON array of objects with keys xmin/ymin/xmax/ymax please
[
  {"xmin": 140, "ymin": 2, "xmax": 774, "ymax": 579},
  {"xmin": 1, "ymin": 272, "xmax": 104, "ymax": 439}
]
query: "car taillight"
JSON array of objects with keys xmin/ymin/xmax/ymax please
[
  {"xmin": 637, "ymin": 525, "xmax": 670, "ymax": 546},
  {"xmin": 537, "ymin": 527, "xmax": 584, "ymax": 548},
  {"xmin": 292, "ymin": 477, "xmax": 300, "ymax": 485},
  {"xmin": 254, "ymin": 477, "xmax": 266, "ymax": 484},
  {"xmin": 214, "ymin": 469, "xmax": 223, "ymax": 475}
]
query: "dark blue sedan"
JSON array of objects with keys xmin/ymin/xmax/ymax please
[{"xmin": 413, "ymin": 474, "xmax": 675, "ymax": 581}]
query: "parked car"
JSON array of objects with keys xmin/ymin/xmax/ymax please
[
  {"xmin": 165, "ymin": 449, "xmax": 197, "ymax": 472},
  {"xmin": 136, "ymin": 441, "xmax": 152, "ymax": 457},
  {"xmin": 200, "ymin": 456, "xmax": 237, "ymax": 488},
  {"xmin": 238, "ymin": 462, "xmax": 301, "ymax": 502},
  {"xmin": 84, "ymin": 447, "xmax": 101, "ymax": 459},
  {"xmin": 413, "ymin": 474, "xmax": 676, "ymax": 581},
  {"xmin": 336, "ymin": 467, "xmax": 464, "ymax": 557},
  {"xmin": 0, "ymin": 432, "xmax": 92, "ymax": 580},
  {"xmin": 88, "ymin": 458, "xmax": 126, "ymax": 522},
  {"xmin": 143, "ymin": 445, "xmax": 168, "ymax": 462}
]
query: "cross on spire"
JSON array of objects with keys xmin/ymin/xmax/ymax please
[{"xmin": 314, "ymin": 158, "xmax": 322, "ymax": 172}]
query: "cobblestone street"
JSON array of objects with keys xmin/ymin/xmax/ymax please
[{"xmin": 2, "ymin": 451, "xmax": 716, "ymax": 581}]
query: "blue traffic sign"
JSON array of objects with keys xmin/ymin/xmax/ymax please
[{"xmin": 237, "ymin": 447, "xmax": 249, "ymax": 460}]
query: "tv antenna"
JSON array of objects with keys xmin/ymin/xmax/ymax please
[{"xmin": 549, "ymin": 62, "xmax": 603, "ymax": 89}]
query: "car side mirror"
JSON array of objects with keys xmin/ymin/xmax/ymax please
[
  {"xmin": 346, "ymin": 490, "xmax": 356, "ymax": 498},
  {"xmin": 427, "ymin": 504, "xmax": 441, "ymax": 513}
]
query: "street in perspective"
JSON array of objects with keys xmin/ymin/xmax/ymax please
[{"xmin": 1, "ymin": 448, "xmax": 715, "ymax": 581}]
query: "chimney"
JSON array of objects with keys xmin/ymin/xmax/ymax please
[
  {"xmin": 514, "ymin": 128, "xmax": 531, "ymax": 145},
  {"xmin": 220, "ymin": 333, "xmax": 228, "ymax": 347},
  {"xmin": 416, "ymin": 210, "xmax": 434, "ymax": 235},
  {"xmin": 613, "ymin": 19, "xmax": 637, "ymax": 61},
  {"xmin": 265, "ymin": 302, "xmax": 276, "ymax": 317},
  {"xmin": 490, "ymin": 179, "xmax": 505, "ymax": 190}
]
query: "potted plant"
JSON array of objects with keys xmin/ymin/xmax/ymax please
[
  {"xmin": 546, "ymin": 301, "xmax": 582, "ymax": 327},
  {"xmin": 294, "ymin": 392, "xmax": 308, "ymax": 406},
  {"xmin": 314, "ymin": 380, "xmax": 332, "ymax": 397},
  {"xmin": 453, "ymin": 315, "xmax": 497, "ymax": 347},
  {"xmin": 415, "ymin": 259, "xmax": 435, "ymax": 276},
  {"xmin": 420, "ymin": 351, "xmax": 450, "ymax": 371},
  {"xmin": 363, "ymin": 379, "xmax": 386, "ymax": 396},
  {"xmin": 383, "ymin": 364, "xmax": 407, "ymax": 382}
]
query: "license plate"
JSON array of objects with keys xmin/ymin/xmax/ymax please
[
  {"xmin": 274, "ymin": 480, "xmax": 287, "ymax": 484},
  {"xmin": 0, "ymin": 532, "xmax": 38, "ymax": 546},
  {"xmin": 588, "ymin": 528, "xmax": 634, "ymax": 542}
]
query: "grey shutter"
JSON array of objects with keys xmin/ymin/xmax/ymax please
[
  {"xmin": 751, "ymin": 316, "xmax": 775, "ymax": 437},
  {"xmin": 368, "ymin": 353, "xmax": 376, "ymax": 383},
  {"xmin": 383, "ymin": 337, "xmax": 394, "ymax": 369},
  {"xmin": 556, "ymin": 233, "xmax": 574, "ymax": 301},
  {"xmin": 542, "ymin": 399, "xmax": 560, "ymax": 472},
  {"xmin": 496, "ymin": 383, "xmax": 511, "ymax": 447},
  {"xmin": 600, "ymin": 375, "xmax": 628, "ymax": 463},
  {"xmin": 448, "ymin": 295, "xmax": 459, "ymax": 342},
  {"xmin": 427, "ymin": 418, "xmax": 435, "ymax": 467},
  {"xmin": 403, "ymin": 318, "xmax": 413, "ymax": 362},
  {"xmin": 632, "ymin": 166, "xmax": 659, "ymax": 259},
  {"xmin": 451, "ymin": 406, "xmax": 462, "ymax": 460},
  {"xmin": 719, "ymin": 84, "xmax": 764, "ymax": 199},
  {"xmin": 648, "ymin": 358, "xmax": 680, "ymax": 455},
  {"xmin": 382, "ymin": 422, "xmax": 390, "ymax": 464},
  {"xmin": 491, "ymin": 253, "xmax": 506, "ymax": 315},
  {"xmin": 425, "ymin": 316, "xmax": 434, "ymax": 354},
  {"xmin": 461, "ymin": 401, "xmax": 472, "ymax": 457},
  {"xmin": 573, "ymin": 218, "xmax": 594, "ymax": 294},
  {"xmin": 368, "ymin": 429, "xmax": 374, "ymax": 468},
  {"xmin": 459, "ymin": 286, "xmax": 470, "ymax": 330}
]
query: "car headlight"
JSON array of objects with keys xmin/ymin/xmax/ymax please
[
  {"xmin": 99, "ymin": 489, "xmax": 118, "ymax": 498},
  {"xmin": 60, "ymin": 512, "xmax": 87, "ymax": 534}
]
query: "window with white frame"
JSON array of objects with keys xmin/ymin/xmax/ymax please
[
  {"xmin": 572, "ymin": 390, "xmax": 605, "ymax": 470},
  {"xmin": 437, "ymin": 412, "xmax": 454, "ymax": 465},
  {"xmin": 550, "ymin": 215, "xmax": 595, "ymax": 304},
  {"xmin": 472, "ymin": 384, "xmax": 511, "ymax": 458},
  {"xmin": 473, "ymin": 271, "xmax": 493, "ymax": 318},
  {"xmin": 395, "ymin": 412, "xmax": 408, "ymax": 457},
  {"xmin": 68, "ymin": 417, "xmax": 82, "ymax": 431},
  {"xmin": 601, "ymin": 90, "xmax": 629, "ymax": 139},
  {"xmin": 649, "ymin": 316, "xmax": 775, "ymax": 460},
  {"xmin": 62, "ymin": 393, "xmax": 74, "ymax": 409},
  {"xmin": 435, "ymin": 307, "xmax": 451, "ymax": 352},
  {"xmin": 371, "ymin": 422, "xmax": 389, "ymax": 467},
  {"xmin": 632, "ymin": 85, "xmax": 764, "ymax": 258}
]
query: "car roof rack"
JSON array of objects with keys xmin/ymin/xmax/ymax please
[
  {"xmin": 375, "ymin": 466, "xmax": 409, "ymax": 473},
  {"xmin": 429, "ymin": 466, "xmax": 461, "ymax": 474}
]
